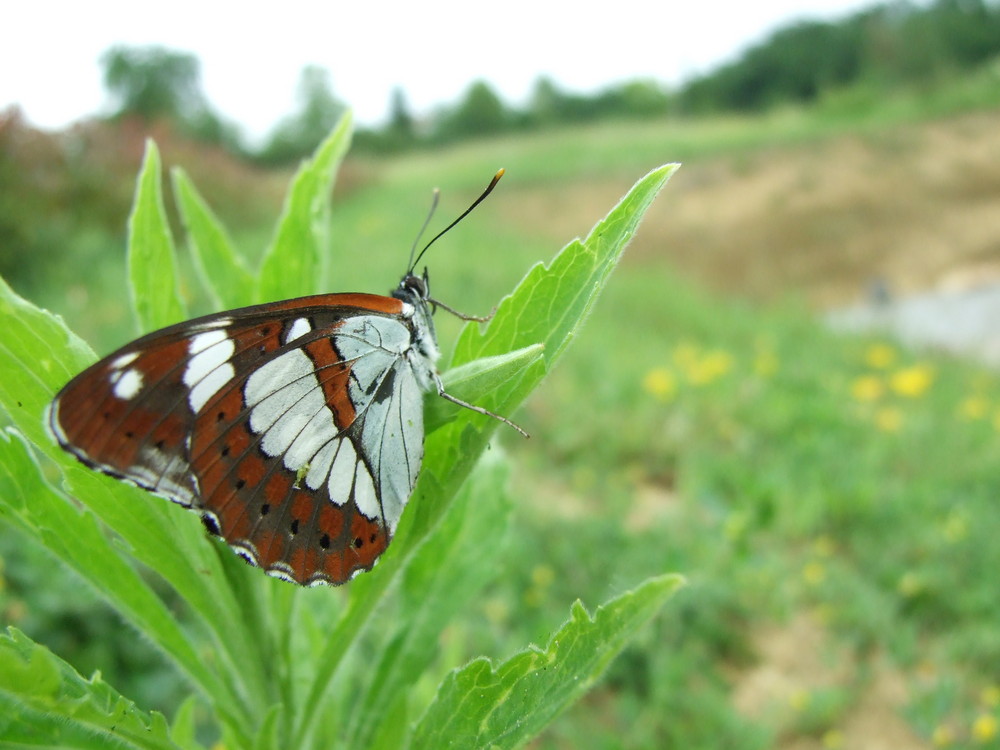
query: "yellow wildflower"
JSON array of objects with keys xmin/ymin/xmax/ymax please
[
  {"xmin": 523, "ymin": 588, "xmax": 543, "ymax": 608},
  {"xmin": 642, "ymin": 367, "xmax": 677, "ymax": 401},
  {"xmin": 959, "ymin": 397, "xmax": 989, "ymax": 420},
  {"xmin": 890, "ymin": 364, "xmax": 934, "ymax": 397},
  {"xmin": 531, "ymin": 565, "xmax": 555, "ymax": 588},
  {"xmin": 851, "ymin": 375, "xmax": 883, "ymax": 402},
  {"xmin": 932, "ymin": 724, "xmax": 955, "ymax": 746},
  {"xmin": 865, "ymin": 343, "xmax": 897, "ymax": 369},
  {"xmin": 788, "ymin": 689, "xmax": 811, "ymax": 711},
  {"xmin": 897, "ymin": 572, "xmax": 922, "ymax": 598},
  {"xmin": 812, "ymin": 603, "xmax": 835, "ymax": 624},
  {"xmin": 813, "ymin": 535, "xmax": 836, "ymax": 557},
  {"xmin": 802, "ymin": 561, "xmax": 825, "ymax": 586},
  {"xmin": 972, "ymin": 713, "xmax": 998, "ymax": 743},
  {"xmin": 981, "ymin": 685, "xmax": 1000, "ymax": 708},
  {"xmin": 874, "ymin": 407, "xmax": 903, "ymax": 432},
  {"xmin": 686, "ymin": 350, "xmax": 733, "ymax": 386},
  {"xmin": 822, "ymin": 729, "xmax": 844, "ymax": 749},
  {"xmin": 724, "ymin": 511, "xmax": 749, "ymax": 542},
  {"xmin": 482, "ymin": 597, "xmax": 509, "ymax": 626},
  {"xmin": 671, "ymin": 342, "xmax": 700, "ymax": 368},
  {"xmin": 753, "ymin": 342, "xmax": 778, "ymax": 377},
  {"xmin": 943, "ymin": 510, "xmax": 968, "ymax": 543}
]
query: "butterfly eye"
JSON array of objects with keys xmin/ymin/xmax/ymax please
[{"xmin": 402, "ymin": 275, "xmax": 427, "ymax": 298}]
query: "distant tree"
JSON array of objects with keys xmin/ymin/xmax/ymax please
[
  {"xmin": 259, "ymin": 66, "xmax": 346, "ymax": 164},
  {"xmin": 679, "ymin": 19, "xmax": 866, "ymax": 112},
  {"xmin": 101, "ymin": 46, "xmax": 207, "ymax": 123},
  {"xmin": 529, "ymin": 76, "xmax": 568, "ymax": 125},
  {"xmin": 865, "ymin": 0, "xmax": 1000, "ymax": 82},
  {"xmin": 678, "ymin": 0, "xmax": 1000, "ymax": 114},
  {"xmin": 387, "ymin": 87, "xmax": 415, "ymax": 141},
  {"xmin": 433, "ymin": 80, "xmax": 509, "ymax": 141},
  {"xmin": 100, "ymin": 45, "xmax": 240, "ymax": 150},
  {"xmin": 596, "ymin": 80, "xmax": 671, "ymax": 118},
  {"xmin": 932, "ymin": 0, "xmax": 1000, "ymax": 67}
]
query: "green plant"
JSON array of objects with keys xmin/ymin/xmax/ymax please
[{"xmin": 0, "ymin": 115, "xmax": 680, "ymax": 748}]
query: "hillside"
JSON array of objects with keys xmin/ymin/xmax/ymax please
[
  {"xmin": 4, "ymin": 101, "xmax": 1000, "ymax": 749},
  {"xmin": 496, "ymin": 108, "xmax": 1000, "ymax": 308}
]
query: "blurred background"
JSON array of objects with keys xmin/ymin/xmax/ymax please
[{"xmin": 3, "ymin": 1, "xmax": 1000, "ymax": 747}]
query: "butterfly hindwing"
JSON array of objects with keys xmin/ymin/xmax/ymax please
[{"xmin": 49, "ymin": 292, "xmax": 430, "ymax": 585}]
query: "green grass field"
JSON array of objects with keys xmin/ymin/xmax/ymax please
[{"xmin": 4, "ymin": 71, "xmax": 1000, "ymax": 748}]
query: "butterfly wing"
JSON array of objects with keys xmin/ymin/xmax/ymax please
[{"xmin": 49, "ymin": 293, "xmax": 431, "ymax": 586}]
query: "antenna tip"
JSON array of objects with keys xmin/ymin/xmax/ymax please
[{"xmin": 495, "ymin": 168, "xmax": 505, "ymax": 178}]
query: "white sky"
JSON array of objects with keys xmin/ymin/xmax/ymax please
[{"xmin": 4, "ymin": 0, "xmax": 876, "ymax": 142}]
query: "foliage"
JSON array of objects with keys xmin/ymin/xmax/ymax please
[
  {"xmin": 101, "ymin": 46, "xmax": 239, "ymax": 150},
  {"xmin": 0, "ymin": 117, "xmax": 678, "ymax": 748},
  {"xmin": 257, "ymin": 67, "xmax": 348, "ymax": 166},
  {"xmin": 431, "ymin": 80, "xmax": 511, "ymax": 143},
  {"xmin": 80, "ymin": 0, "xmax": 1000, "ymax": 160},
  {"xmin": 0, "ymin": 109, "xmax": 130, "ymax": 296},
  {"xmin": 678, "ymin": 0, "xmax": 1000, "ymax": 113},
  {"xmin": 102, "ymin": 46, "xmax": 206, "ymax": 124},
  {"xmin": 527, "ymin": 76, "xmax": 671, "ymax": 127}
]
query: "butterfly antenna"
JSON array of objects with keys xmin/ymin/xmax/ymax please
[
  {"xmin": 409, "ymin": 168, "xmax": 505, "ymax": 273},
  {"xmin": 407, "ymin": 188, "xmax": 441, "ymax": 271}
]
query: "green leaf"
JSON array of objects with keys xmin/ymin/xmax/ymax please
[
  {"xmin": 0, "ymin": 277, "xmax": 266, "ymax": 739},
  {"xmin": 0, "ymin": 430, "xmax": 232, "ymax": 722},
  {"xmin": 172, "ymin": 167, "xmax": 256, "ymax": 309},
  {"xmin": 169, "ymin": 696, "xmax": 205, "ymax": 749},
  {"xmin": 128, "ymin": 140, "xmax": 186, "ymax": 332},
  {"xmin": 58, "ymin": 466, "xmax": 269, "ymax": 735},
  {"xmin": 294, "ymin": 165, "xmax": 676, "ymax": 743},
  {"xmin": 452, "ymin": 163, "xmax": 679, "ymax": 370},
  {"xmin": 412, "ymin": 164, "xmax": 679, "ymax": 542},
  {"xmin": 256, "ymin": 113, "xmax": 352, "ymax": 302},
  {"xmin": 367, "ymin": 693, "xmax": 409, "ymax": 750},
  {"xmin": 425, "ymin": 343, "xmax": 545, "ymax": 433},
  {"xmin": 0, "ymin": 274, "xmax": 94, "ymax": 450},
  {"xmin": 411, "ymin": 574, "xmax": 685, "ymax": 750},
  {"xmin": 0, "ymin": 627, "xmax": 181, "ymax": 749},
  {"xmin": 345, "ymin": 449, "xmax": 513, "ymax": 748}
]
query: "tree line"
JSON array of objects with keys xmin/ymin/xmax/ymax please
[{"xmin": 58, "ymin": 0, "xmax": 1000, "ymax": 163}]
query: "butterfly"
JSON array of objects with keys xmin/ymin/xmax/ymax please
[{"xmin": 47, "ymin": 169, "xmax": 524, "ymax": 587}]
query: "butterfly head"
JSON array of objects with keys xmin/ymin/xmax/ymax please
[
  {"xmin": 393, "ymin": 267, "xmax": 431, "ymax": 306},
  {"xmin": 393, "ymin": 268, "xmax": 440, "ymax": 363}
]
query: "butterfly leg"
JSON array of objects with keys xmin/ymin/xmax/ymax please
[
  {"xmin": 432, "ymin": 371, "xmax": 529, "ymax": 438},
  {"xmin": 428, "ymin": 297, "xmax": 496, "ymax": 323}
]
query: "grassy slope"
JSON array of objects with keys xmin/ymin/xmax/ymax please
[
  {"xmin": 327, "ymin": 101, "xmax": 1000, "ymax": 748},
  {"xmin": 8, "ymin": 70, "xmax": 1000, "ymax": 748}
]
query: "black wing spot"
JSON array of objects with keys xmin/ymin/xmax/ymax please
[
  {"xmin": 369, "ymin": 532, "xmax": 377, "ymax": 543},
  {"xmin": 217, "ymin": 411, "xmax": 226, "ymax": 422},
  {"xmin": 259, "ymin": 502, "xmax": 270, "ymax": 516},
  {"xmin": 235, "ymin": 478, "xmax": 246, "ymax": 490},
  {"xmin": 290, "ymin": 518, "xmax": 300, "ymax": 535},
  {"xmin": 221, "ymin": 445, "xmax": 230, "ymax": 457},
  {"xmin": 154, "ymin": 439, "xmax": 165, "ymax": 450},
  {"xmin": 319, "ymin": 533, "xmax": 331, "ymax": 550},
  {"xmin": 353, "ymin": 537, "xmax": 363, "ymax": 549}
]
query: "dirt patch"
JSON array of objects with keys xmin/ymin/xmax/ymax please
[
  {"xmin": 500, "ymin": 110, "xmax": 1000, "ymax": 308},
  {"xmin": 730, "ymin": 612, "xmax": 930, "ymax": 749}
]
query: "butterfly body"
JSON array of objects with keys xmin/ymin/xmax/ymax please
[{"xmin": 49, "ymin": 272, "xmax": 442, "ymax": 586}]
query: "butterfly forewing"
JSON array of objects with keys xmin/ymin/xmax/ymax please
[{"xmin": 49, "ymin": 292, "xmax": 431, "ymax": 586}]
